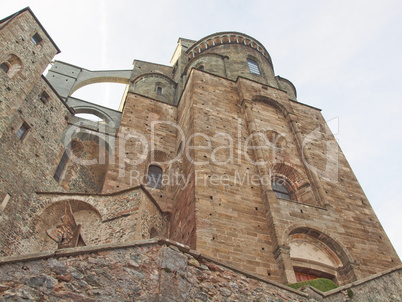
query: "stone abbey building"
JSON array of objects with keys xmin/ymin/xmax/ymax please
[{"xmin": 0, "ymin": 7, "xmax": 401, "ymax": 301}]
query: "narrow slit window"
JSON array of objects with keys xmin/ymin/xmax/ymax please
[
  {"xmin": 0, "ymin": 194, "xmax": 11, "ymax": 212},
  {"xmin": 147, "ymin": 165, "xmax": 163, "ymax": 189},
  {"xmin": 40, "ymin": 91, "xmax": 50, "ymax": 104},
  {"xmin": 247, "ymin": 58, "xmax": 261, "ymax": 75},
  {"xmin": 177, "ymin": 141, "xmax": 183, "ymax": 155},
  {"xmin": 0, "ymin": 62, "xmax": 9, "ymax": 74},
  {"xmin": 31, "ymin": 33, "xmax": 43, "ymax": 45},
  {"xmin": 16, "ymin": 122, "xmax": 30, "ymax": 140},
  {"xmin": 54, "ymin": 151, "xmax": 69, "ymax": 182}
]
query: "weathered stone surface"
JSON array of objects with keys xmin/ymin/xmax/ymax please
[
  {"xmin": 159, "ymin": 246, "xmax": 188, "ymax": 274},
  {"xmin": 0, "ymin": 242, "xmax": 399, "ymax": 301},
  {"xmin": 0, "ymin": 7, "xmax": 400, "ymax": 299}
]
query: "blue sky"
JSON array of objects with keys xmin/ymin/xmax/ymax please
[{"xmin": 3, "ymin": 0, "xmax": 402, "ymax": 258}]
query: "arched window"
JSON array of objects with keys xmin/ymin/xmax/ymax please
[
  {"xmin": 147, "ymin": 165, "xmax": 163, "ymax": 189},
  {"xmin": 247, "ymin": 58, "xmax": 261, "ymax": 75},
  {"xmin": 156, "ymin": 86, "xmax": 163, "ymax": 95},
  {"xmin": 0, "ymin": 62, "xmax": 9, "ymax": 74},
  {"xmin": 1, "ymin": 55, "xmax": 22, "ymax": 78},
  {"xmin": 272, "ymin": 177, "xmax": 295, "ymax": 200},
  {"xmin": 150, "ymin": 227, "xmax": 159, "ymax": 238}
]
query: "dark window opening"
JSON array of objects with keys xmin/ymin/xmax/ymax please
[
  {"xmin": 150, "ymin": 227, "xmax": 159, "ymax": 238},
  {"xmin": 247, "ymin": 58, "xmax": 261, "ymax": 75},
  {"xmin": 147, "ymin": 165, "xmax": 163, "ymax": 189},
  {"xmin": 16, "ymin": 122, "xmax": 30, "ymax": 140},
  {"xmin": 177, "ymin": 141, "xmax": 183, "ymax": 155},
  {"xmin": 0, "ymin": 63, "xmax": 9, "ymax": 74},
  {"xmin": 40, "ymin": 91, "xmax": 50, "ymax": 103},
  {"xmin": 156, "ymin": 86, "xmax": 163, "ymax": 95},
  {"xmin": 54, "ymin": 151, "xmax": 69, "ymax": 182},
  {"xmin": 272, "ymin": 177, "xmax": 294, "ymax": 200},
  {"xmin": 31, "ymin": 33, "xmax": 43, "ymax": 45}
]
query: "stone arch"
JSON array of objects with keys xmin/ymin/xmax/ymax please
[
  {"xmin": 66, "ymin": 130, "xmax": 112, "ymax": 155},
  {"xmin": 284, "ymin": 225, "xmax": 357, "ymax": 285},
  {"xmin": 271, "ymin": 163, "xmax": 314, "ymax": 204},
  {"xmin": 1, "ymin": 54, "xmax": 23, "ymax": 78},
  {"xmin": 35, "ymin": 200, "xmax": 102, "ymax": 251},
  {"xmin": 252, "ymin": 95, "xmax": 292, "ymax": 117},
  {"xmin": 271, "ymin": 163, "xmax": 307, "ymax": 187},
  {"xmin": 184, "ymin": 53, "xmax": 227, "ymax": 78},
  {"xmin": 70, "ymin": 71, "xmax": 132, "ymax": 95},
  {"xmin": 73, "ymin": 106, "xmax": 114, "ymax": 124},
  {"xmin": 132, "ymin": 73, "xmax": 177, "ymax": 105}
]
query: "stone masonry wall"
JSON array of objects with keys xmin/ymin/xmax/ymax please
[
  {"xmin": 0, "ymin": 76, "xmax": 71, "ymax": 256},
  {"xmin": 186, "ymin": 70, "xmax": 281, "ymax": 281},
  {"xmin": 0, "ymin": 240, "xmax": 400, "ymax": 301},
  {"xmin": 169, "ymin": 75, "xmax": 197, "ymax": 248},
  {"xmin": 235, "ymin": 76, "xmax": 400, "ymax": 283},
  {"xmin": 102, "ymin": 92, "xmax": 178, "ymax": 212},
  {"xmin": 23, "ymin": 186, "xmax": 167, "ymax": 253},
  {"xmin": 0, "ymin": 10, "xmax": 59, "ymax": 139}
]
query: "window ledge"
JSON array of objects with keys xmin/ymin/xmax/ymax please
[{"xmin": 277, "ymin": 197, "xmax": 327, "ymax": 211}]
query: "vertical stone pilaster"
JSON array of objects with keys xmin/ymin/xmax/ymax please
[{"xmin": 243, "ymin": 100, "xmax": 294, "ymax": 284}]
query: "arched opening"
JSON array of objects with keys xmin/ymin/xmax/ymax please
[
  {"xmin": 75, "ymin": 113, "xmax": 105, "ymax": 122},
  {"xmin": 1, "ymin": 54, "xmax": 22, "ymax": 78},
  {"xmin": 287, "ymin": 227, "xmax": 357, "ymax": 285},
  {"xmin": 71, "ymin": 82, "xmax": 128, "ymax": 111},
  {"xmin": 35, "ymin": 200, "xmax": 102, "ymax": 251},
  {"xmin": 271, "ymin": 163, "xmax": 315, "ymax": 204},
  {"xmin": 289, "ymin": 234, "xmax": 341, "ymax": 283},
  {"xmin": 147, "ymin": 165, "xmax": 163, "ymax": 189}
]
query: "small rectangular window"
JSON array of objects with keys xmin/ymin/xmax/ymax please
[
  {"xmin": 156, "ymin": 86, "xmax": 163, "ymax": 95},
  {"xmin": 16, "ymin": 122, "xmax": 30, "ymax": 140},
  {"xmin": 54, "ymin": 151, "xmax": 69, "ymax": 182},
  {"xmin": 31, "ymin": 33, "xmax": 42, "ymax": 45},
  {"xmin": 40, "ymin": 91, "xmax": 50, "ymax": 103},
  {"xmin": 0, "ymin": 62, "xmax": 9, "ymax": 74},
  {"xmin": 0, "ymin": 194, "xmax": 11, "ymax": 212}
]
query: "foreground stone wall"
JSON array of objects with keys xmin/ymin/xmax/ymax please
[{"xmin": 0, "ymin": 240, "xmax": 400, "ymax": 301}]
